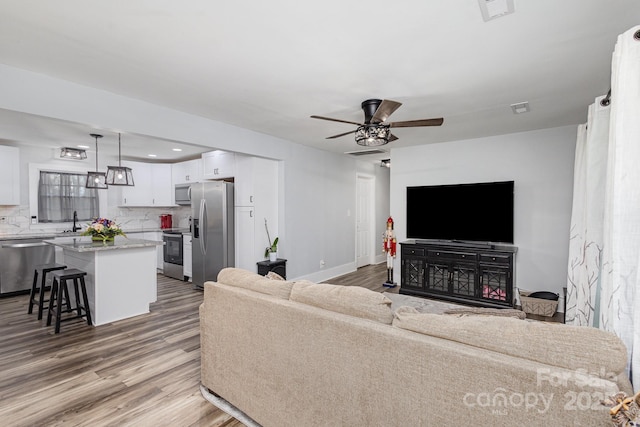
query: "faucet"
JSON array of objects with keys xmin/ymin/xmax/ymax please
[{"xmin": 72, "ymin": 211, "xmax": 79, "ymax": 232}]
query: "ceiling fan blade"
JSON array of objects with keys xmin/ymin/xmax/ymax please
[
  {"xmin": 389, "ymin": 117, "xmax": 444, "ymax": 128},
  {"xmin": 310, "ymin": 115, "xmax": 363, "ymax": 127},
  {"xmin": 388, "ymin": 133, "xmax": 399, "ymax": 142},
  {"xmin": 326, "ymin": 129, "xmax": 357, "ymax": 139},
  {"xmin": 371, "ymin": 100, "xmax": 402, "ymax": 123}
]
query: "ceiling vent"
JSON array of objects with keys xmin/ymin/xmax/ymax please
[
  {"xmin": 510, "ymin": 101, "xmax": 530, "ymax": 114},
  {"xmin": 345, "ymin": 149, "xmax": 388, "ymax": 156},
  {"xmin": 478, "ymin": 0, "xmax": 515, "ymax": 22}
]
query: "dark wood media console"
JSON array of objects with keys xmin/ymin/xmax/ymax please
[{"xmin": 400, "ymin": 240, "xmax": 517, "ymax": 308}]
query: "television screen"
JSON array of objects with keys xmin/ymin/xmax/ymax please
[{"xmin": 406, "ymin": 181, "xmax": 514, "ymax": 244}]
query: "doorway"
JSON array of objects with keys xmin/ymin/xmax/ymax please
[{"xmin": 356, "ymin": 174, "xmax": 375, "ymax": 268}]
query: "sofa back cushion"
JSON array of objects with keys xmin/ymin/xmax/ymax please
[
  {"xmin": 290, "ymin": 280, "xmax": 393, "ymax": 324},
  {"xmin": 393, "ymin": 307, "xmax": 628, "ymax": 377},
  {"xmin": 216, "ymin": 268, "xmax": 293, "ymax": 299}
]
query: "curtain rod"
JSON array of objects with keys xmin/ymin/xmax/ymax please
[
  {"xmin": 600, "ymin": 89, "xmax": 611, "ymax": 107},
  {"xmin": 600, "ymin": 30, "xmax": 639, "ymax": 107}
]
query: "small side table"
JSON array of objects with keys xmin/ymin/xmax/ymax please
[{"xmin": 257, "ymin": 258, "xmax": 287, "ymax": 279}]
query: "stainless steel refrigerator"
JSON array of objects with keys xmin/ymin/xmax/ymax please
[{"xmin": 191, "ymin": 181, "xmax": 235, "ymax": 290}]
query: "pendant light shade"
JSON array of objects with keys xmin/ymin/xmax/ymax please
[
  {"xmin": 86, "ymin": 133, "xmax": 108, "ymax": 189},
  {"xmin": 106, "ymin": 133, "xmax": 135, "ymax": 186}
]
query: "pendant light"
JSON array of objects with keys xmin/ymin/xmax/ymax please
[
  {"xmin": 106, "ymin": 133, "xmax": 135, "ymax": 186},
  {"xmin": 86, "ymin": 133, "xmax": 108, "ymax": 189}
]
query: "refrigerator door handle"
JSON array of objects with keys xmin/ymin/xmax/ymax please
[{"xmin": 199, "ymin": 199, "xmax": 207, "ymax": 255}]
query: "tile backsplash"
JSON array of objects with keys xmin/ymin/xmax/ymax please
[{"xmin": 0, "ymin": 204, "xmax": 191, "ymax": 235}]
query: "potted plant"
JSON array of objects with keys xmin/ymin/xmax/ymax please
[{"xmin": 264, "ymin": 219, "xmax": 278, "ymax": 262}]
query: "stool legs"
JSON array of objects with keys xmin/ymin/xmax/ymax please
[
  {"xmin": 28, "ymin": 264, "xmax": 67, "ymax": 320},
  {"xmin": 27, "ymin": 269, "xmax": 40, "ymax": 315},
  {"xmin": 79, "ymin": 276, "xmax": 92, "ymax": 326},
  {"xmin": 46, "ymin": 272, "xmax": 92, "ymax": 334},
  {"xmin": 46, "ymin": 277, "xmax": 59, "ymax": 328}
]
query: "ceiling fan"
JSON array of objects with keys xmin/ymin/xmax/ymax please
[{"xmin": 310, "ymin": 99, "xmax": 443, "ymax": 147}]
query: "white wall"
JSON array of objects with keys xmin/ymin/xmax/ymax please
[
  {"xmin": 390, "ymin": 126, "xmax": 577, "ymax": 298},
  {"xmin": 0, "ymin": 63, "xmax": 390, "ymax": 280}
]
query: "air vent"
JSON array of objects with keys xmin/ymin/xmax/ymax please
[
  {"xmin": 344, "ymin": 149, "xmax": 388, "ymax": 156},
  {"xmin": 510, "ymin": 102, "xmax": 530, "ymax": 114},
  {"xmin": 478, "ymin": 0, "xmax": 515, "ymax": 22}
]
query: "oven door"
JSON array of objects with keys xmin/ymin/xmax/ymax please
[{"xmin": 163, "ymin": 233, "xmax": 183, "ymax": 265}]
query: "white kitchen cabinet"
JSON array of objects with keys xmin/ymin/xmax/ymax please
[
  {"xmin": 183, "ymin": 233, "xmax": 192, "ymax": 280},
  {"xmin": 0, "ymin": 146, "xmax": 20, "ymax": 205},
  {"xmin": 234, "ymin": 156, "xmax": 279, "ymax": 266},
  {"xmin": 121, "ymin": 161, "xmax": 173, "ymax": 206},
  {"xmin": 235, "ymin": 206, "xmax": 255, "ymax": 272},
  {"xmin": 202, "ymin": 150, "xmax": 235, "ymax": 179},
  {"xmin": 143, "ymin": 231, "xmax": 164, "ymax": 272},
  {"xmin": 234, "ymin": 155, "xmax": 278, "ymax": 207},
  {"xmin": 172, "ymin": 159, "xmax": 203, "ymax": 185}
]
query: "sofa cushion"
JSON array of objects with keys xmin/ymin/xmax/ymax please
[
  {"xmin": 290, "ymin": 280, "xmax": 393, "ymax": 324},
  {"xmin": 216, "ymin": 267, "xmax": 293, "ymax": 299},
  {"xmin": 393, "ymin": 307, "xmax": 628, "ymax": 376}
]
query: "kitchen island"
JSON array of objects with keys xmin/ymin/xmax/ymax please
[{"xmin": 44, "ymin": 236, "xmax": 163, "ymax": 326}]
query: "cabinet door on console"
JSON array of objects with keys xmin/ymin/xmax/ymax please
[
  {"xmin": 450, "ymin": 263, "xmax": 477, "ymax": 298},
  {"xmin": 425, "ymin": 249, "xmax": 477, "ymax": 297},
  {"xmin": 478, "ymin": 253, "xmax": 513, "ymax": 304},
  {"xmin": 401, "ymin": 246, "xmax": 426, "ymax": 290}
]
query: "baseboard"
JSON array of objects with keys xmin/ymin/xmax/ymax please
[
  {"xmin": 200, "ymin": 384, "xmax": 261, "ymax": 427},
  {"xmin": 290, "ymin": 261, "xmax": 356, "ymax": 283}
]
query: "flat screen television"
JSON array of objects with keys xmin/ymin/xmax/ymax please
[{"xmin": 406, "ymin": 181, "xmax": 514, "ymax": 244}]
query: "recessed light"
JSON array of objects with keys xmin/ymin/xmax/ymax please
[
  {"xmin": 148, "ymin": 154, "xmax": 157, "ymax": 158},
  {"xmin": 172, "ymin": 148, "xmax": 183, "ymax": 152},
  {"xmin": 77, "ymin": 145, "xmax": 90, "ymax": 149}
]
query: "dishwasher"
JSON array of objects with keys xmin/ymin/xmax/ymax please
[{"xmin": 0, "ymin": 239, "xmax": 55, "ymax": 296}]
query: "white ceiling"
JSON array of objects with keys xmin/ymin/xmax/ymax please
[{"xmin": 0, "ymin": 1, "xmax": 638, "ymax": 162}]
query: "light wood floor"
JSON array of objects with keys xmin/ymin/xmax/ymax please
[{"xmin": 0, "ymin": 264, "xmax": 387, "ymax": 427}]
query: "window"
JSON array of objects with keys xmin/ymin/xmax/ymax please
[{"xmin": 37, "ymin": 171, "xmax": 99, "ymax": 222}]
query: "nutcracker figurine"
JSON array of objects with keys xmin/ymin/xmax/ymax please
[{"xmin": 382, "ymin": 216, "xmax": 397, "ymax": 287}]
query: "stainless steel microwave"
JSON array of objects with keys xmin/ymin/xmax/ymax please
[{"xmin": 174, "ymin": 184, "xmax": 192, "ymax": 206}]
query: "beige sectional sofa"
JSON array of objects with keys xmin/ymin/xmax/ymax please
[{"xmin": 200, "ymin": 268, "xmax": 631, "ymax": 426}]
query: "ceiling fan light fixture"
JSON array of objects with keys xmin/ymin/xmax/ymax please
[
  {"xmin": 355, "ymin": 124, "xmax": 390, "ymax": 147},
  {"xmin": 106, "ymin": 133, "xmax": 135, "ymax": 186},
  {"xmin": 86, "ymin": 133, "xmax": 108, "ymax": 189}
]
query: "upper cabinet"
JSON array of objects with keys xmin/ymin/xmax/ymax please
[
  {"xmin": 120, "ymin": 161, "xmax": 173, "ymax": 206},
  {"xmin": 172, "ymin": 158, "xmax": 203, "ymax": 185},
  {"xmin": 202, "ymin": 150, "xmax": 235, "ymax": 179},
  {"xmin": 0, "ymin": 146, "xmax": 20, "ymax": 205},
  {"xmin": 234, "ymin": 154, "xmax": 278, "ymax": 207}
]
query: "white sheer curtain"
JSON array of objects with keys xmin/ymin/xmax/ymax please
[
  {"xmin": 566, "ymin": 25, "xmax": 640, "ymax": 390},
  {"xmin": 566, "ymin": 98, "xmax": 610, "ymax": 326}
]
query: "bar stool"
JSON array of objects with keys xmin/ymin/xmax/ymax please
[
  {"xmin": 46, "ymin": 268, "xmax": 92, "ymax": 334},
  {"xmin": 27, "ymin": 263, "xmax": 68, "ymax": 320}
]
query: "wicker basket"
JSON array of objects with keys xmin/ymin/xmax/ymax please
[{"xmin": 518, "ymin": 290, "xmax": 558, "ymax": 317}]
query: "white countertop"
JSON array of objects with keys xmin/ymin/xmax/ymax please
[
  {"xmin": 0, "ymin": 227, "xmax": 188, "ymax": 241},
  {"xmin": 43, "ymin": 236, "xmax": 163, "ymax": 252}
]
